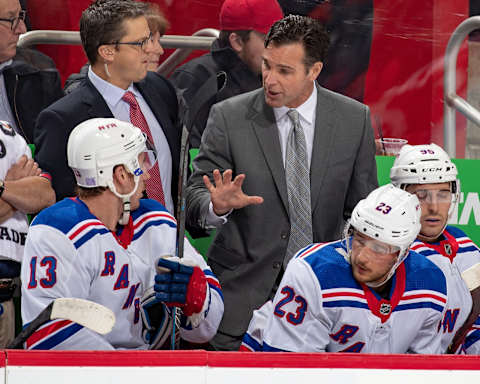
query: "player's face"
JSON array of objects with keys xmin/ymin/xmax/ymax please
[
  {"xmin": 107, "ymin": 16, "xmax": 153, "ymax": 89},
  {"xmin": 0, "ymin": 0, "xmax": 26, "ymax": 63},
  {"xmin": 262, "ymin": 42, "xmax": 322, "ymax": 108},
  {"xmin": 350, "ymin": 232, "xmax": 399, "ymax": 287},
  {"xmin": 237, "ymin": 31, "xmax": 266, "ymax": 75},
  {"xmin": 406, "ymin": 182, "xmax": 451, "ymax": 242}
]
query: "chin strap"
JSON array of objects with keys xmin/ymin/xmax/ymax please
[
  {"xmin": 119, "ymin": 198, "xmax": 131, "ymax": 226},
  {"xmin": 107, "ymin": 175, "xmax": 140, "ymax": 226}
]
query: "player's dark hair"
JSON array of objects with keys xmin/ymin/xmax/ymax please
[
  {"xmin": 80, "ymin": 0, "xmax": 147, "ymax": 65},
  {"xmin": 265, "ymin": 15, "xmax": 329, "ymax": 69},
  {"xmin": 76, "ymin": 186, "xmax": 108, "ymax": 198}
]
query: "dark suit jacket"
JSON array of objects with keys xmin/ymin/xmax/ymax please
[
  {"xmin": 34, "ymin": 72, "xmax": 181, "ymax": 204},
  {"xmin": 4, "ymin": 56, "xmax": 64, "ymax": 144},
  {"xmin": 186, "ymin": 85, "xmax": 378, "ymax": 347}
]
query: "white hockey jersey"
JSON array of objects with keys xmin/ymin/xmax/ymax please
[
  {"xmin": 410, "ymin": 225, "xmax": 480, "ymax": 353},
  {"xmin": 20, "ymin": 197, "xmax": 223, "ymax": 350},
  {"xmin": 0, "ymin": 122, "xmax": 31, "ymax": 263},
  {"xmin": 242, "ymin": 240, "xmax": 447, "ymax": 354}
]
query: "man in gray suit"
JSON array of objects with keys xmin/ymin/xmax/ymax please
[{"xmin": 185, "ymin": 15, "xmax": 378, "ymax": 350}]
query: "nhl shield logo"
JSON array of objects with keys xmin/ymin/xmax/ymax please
[
  {"xmin": 379, "ymin": 302, "xmax": 391, "ymax": 315},
  {"xmin": 444, "ymin": 243, "xmax": 452, "ymax": 256}
]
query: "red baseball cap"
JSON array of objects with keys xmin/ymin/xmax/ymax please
[{"xmin": 219, "ymin": 0, "xmax": 284, "ymax": 35}]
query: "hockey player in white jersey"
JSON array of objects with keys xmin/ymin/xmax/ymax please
[
  {"xmin": 20, "ymin": 118, "xmax": 223, "ymax": 350},
  {"xmin": 0, "ymin": 120, "xmax": 55, "ymax": 347},
  {"xmin": 242, "ymin": 184, "xmax": 447, "ymax": 353},
  {"xmin": 390, "ymin": 143, "xmax": 480, "ymax": 353}
]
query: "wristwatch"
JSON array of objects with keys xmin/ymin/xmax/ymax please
[{"xmin": 0, "ymin": 179, "xmax": 5, "ymax": 198}]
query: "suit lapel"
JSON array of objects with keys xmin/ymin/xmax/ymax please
[
  {"xmin": 310, "ymin": 86, "xmax": 336, "ymax": 211},
  {"xmin": 84, "ymin": 78, "xmax": 115, "ymax": 118},
  {"xmin": 250, "ymin": 92, "xmax": 289, "ymax": 214}
]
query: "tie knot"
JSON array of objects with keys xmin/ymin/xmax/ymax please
[
  {"xmin": 287, "ymin": 109, "xmax": 300, "ymax": 126},
  {"xmin": 122, "ymin": 91, "xmax": 137, "ymax": 107}
]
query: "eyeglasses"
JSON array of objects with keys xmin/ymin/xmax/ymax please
[
  {"xmin": 0, "ymin": 10, "xmax": 26, "ymax": 31},
  {"xmin": 104, "ymin": 33, "xmax": 154, "ymax": 51},
  {"xmin": 413, "ymin": 189, "xmax": 452, "ymax": 204},
  {"xmin": 352, "ymin": 232, "xmax": 400, "ymax": 255}
]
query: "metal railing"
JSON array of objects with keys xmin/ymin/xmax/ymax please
[
  {"xmin": 444, "ymin": 16, "xmax": 480, "ymax": 158},
  {"xmin": 17, "ymin": 29, "xmax": 218, "ymax": 77},
  {"xmin": 157, "ymin": 28, "xmax": 219, "ymax": 77}
]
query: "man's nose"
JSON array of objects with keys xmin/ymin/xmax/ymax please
[
  {"xmin": 356, "ymin": 246, "xmax": 372, "ymax": 264},
  {"xmin": 263, "ymin": 70, "xmax": 276, "ymax": 86},
  {"xmin": 423, "ymin": 196, "xmax": 439, "ymax": 213},
  {"xmin": 14, "ymin": 19, "xmax": 27, "ymax": 35}
]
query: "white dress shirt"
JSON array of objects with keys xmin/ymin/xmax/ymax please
[{"xmin": 88, "ymin": 67, "xmax": 174, "ymax": 213}]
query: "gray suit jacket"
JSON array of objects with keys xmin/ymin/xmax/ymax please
[{"xmin": 186, "ymin": 85, "xmax": 378, "ymax": 341}]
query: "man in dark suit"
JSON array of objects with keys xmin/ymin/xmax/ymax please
[
  {"xmin": 34, "ymin": 0, "xmax": 180, "ymax": 213},
  {"xmin": 186, "ymin": 15, "xmax": 378, "ymax": 350}
]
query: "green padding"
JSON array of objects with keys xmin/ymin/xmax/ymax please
[
  {"xmin": 189, "ymin": 148, "xmax": 199, "ymax": 172},
  {"xmin": 187, "ymin": 155, "xmax": 480, "ymax": 258},
  {"xmin": 28, "ymin": 144, "xmax": 35, "ymax": 157}
]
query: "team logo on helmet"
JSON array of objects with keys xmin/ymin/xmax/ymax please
[{"xmin": 379, "ymin": 302, "xmax": 392, "ymax": 315}]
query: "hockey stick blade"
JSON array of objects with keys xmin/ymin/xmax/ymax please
[
  {"xmin": 50, "ymin": 298, "xmax": 115, "ymax": 334},
  {"xmin": 8, "ymin": 298, "xmax": 115, "ymax": 349}
]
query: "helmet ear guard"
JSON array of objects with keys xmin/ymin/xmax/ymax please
[{"xmin": 345, "ymin": 184, "xmax": 421, "ymax": 287}]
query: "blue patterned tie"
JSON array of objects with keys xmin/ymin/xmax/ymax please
[{"xmin": 285, "ymin": 109, "xmax": 313, "ymax": 264}]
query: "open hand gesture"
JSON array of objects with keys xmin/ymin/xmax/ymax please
[{"xmin": 203, "ymin": 169, "xmax": 263, "ymax": 216}]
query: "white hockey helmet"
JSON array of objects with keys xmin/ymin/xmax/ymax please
[
  {"xmin": 390, "ymin": 143, "xmax": 459, "ymax": 221},
  {"xmin": 67, "ymin": 118, "xmax": 155, "ymax": 224},
  {"xmin": 390, "ymin": 143, "xmax": 458, "ymax": 186},
  {"xmin": 347, "ymin": 184, "xmax": 421, "ymax": 286}
]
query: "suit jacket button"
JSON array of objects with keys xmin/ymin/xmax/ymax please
[
  {"xmin": 281, "ymin": 233, "xmax": 287, "ymax": 239},
  {"xmin": 273, "ymin": 262, "xmax": 281, "ymax": 269}
]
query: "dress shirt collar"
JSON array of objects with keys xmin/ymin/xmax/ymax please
[
  {"xmin": 273, "ymin": 82, "xmax": 317, "ymax": 124},
  {"xmin": 88, "ymin": 66, "xmax": 139, "ymax": 108}
]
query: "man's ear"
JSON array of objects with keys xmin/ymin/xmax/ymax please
[
  {"xmin": 308, "ymin": 61, "xmax": 323, "ymax": 81},
  {"xmin": 97, "ymin": 44, "xmax": 115, "ymax": 63},
  {"xmin": 112, "ymin": 165, "xmax": 129, "ymax": 193},
  {"xmin": 229, "ymin": 32, "xmax": 245, "ymax": 54}
]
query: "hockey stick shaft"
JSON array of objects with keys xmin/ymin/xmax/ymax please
[
  {"xmin": 171, "ymin": 124, "xmax": 190, "ymax": 350},
  {"xmin": 8, "ymin": 302, "xmax": 54, "ymax": 349}
]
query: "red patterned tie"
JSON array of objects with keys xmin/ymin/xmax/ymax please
[{"xmin": 122, "ymin": 91, "xmax": 165, "ymax": 206}]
